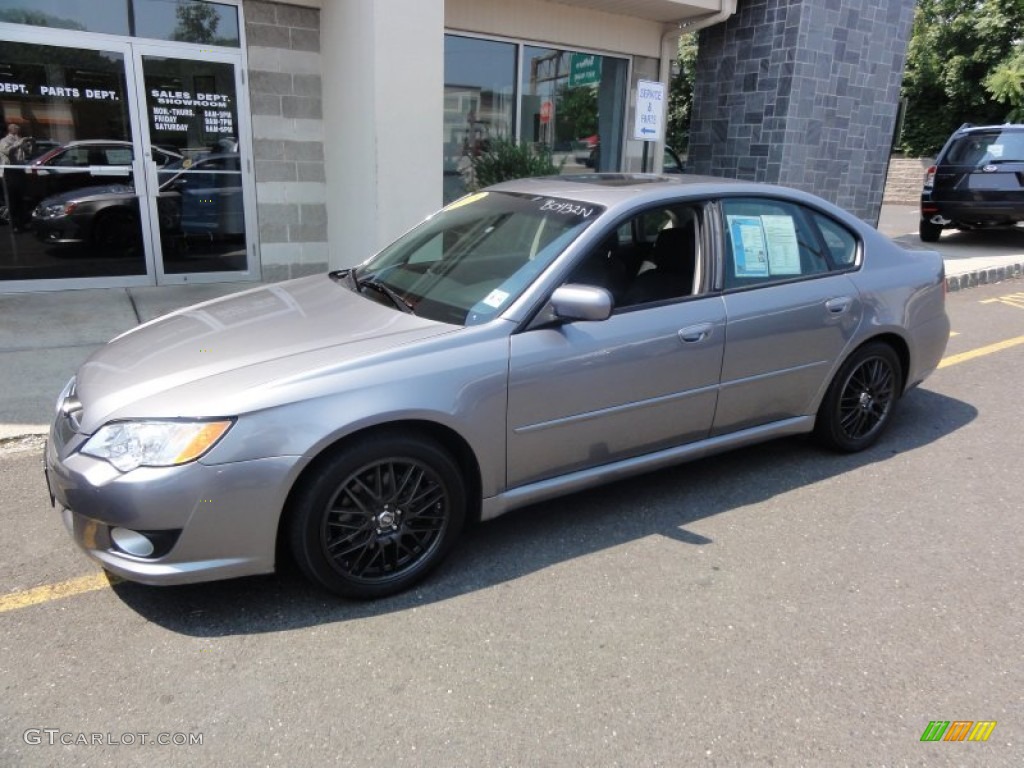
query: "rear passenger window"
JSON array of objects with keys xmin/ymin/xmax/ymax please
[
  {"xmin": 722, "ymin": 198, "xmax": 829, "ymax": 290},
  {"xmin": 811, "ymin": 212, "xmax": 858, "ymax": 267}
]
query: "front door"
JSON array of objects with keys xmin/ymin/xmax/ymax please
[
  {"xmin": 506, "ymin": 297, "xmax": 726, "ymax": 488},
  {"xmin": 134, "ymin": 45, "xmax": 257, "ymax": 283},
  {"xmin": 0, "ymin": 27, "xmax": 256, "ymax": 291}
]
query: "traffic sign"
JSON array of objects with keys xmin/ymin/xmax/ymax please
[
  {"xmin": 540, "ymin": 100, "xmax": 553, "ymax": 124},
  {"xmin": 633, "ymin": 79, "xmax": 665, "ymax": 142}
]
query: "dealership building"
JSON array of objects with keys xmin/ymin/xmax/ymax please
[{"xmin": 0, "ymin": 0, "xmax": 914, "ymax": 293}]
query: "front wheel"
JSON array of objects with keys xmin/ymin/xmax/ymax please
[
  {"xmin": 814, "ymin": 342, "xmax": 903, "ymax": 453},
  {"xmin": 919, "ymin": 217, "xmax": 942, "ymax": 242},
  {"xmin": 288, "ymin": 434, "xmax": 466, "ymax": 599}
]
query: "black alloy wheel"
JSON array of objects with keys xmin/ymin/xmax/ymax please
[
  {"xmin": 289, "ymin": 434, "xmax": 466, "ymax": 599},
  {"xmin": 815, "ymin": 342, "xmax": 902, "ymax": 453}
]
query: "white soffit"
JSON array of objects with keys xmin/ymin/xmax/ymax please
[{"xmin": 548, "ymin": 0, "xmax": 723, "ymax": 24}]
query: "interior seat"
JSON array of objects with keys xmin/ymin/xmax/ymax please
[{"xmin": 620, "ymin": 223, "xmax": 696, "ymax": 305}]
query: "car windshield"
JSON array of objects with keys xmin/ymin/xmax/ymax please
[
  {"xmin": 947, "ymin": 130, "xmax": 1024, "ymax": 166},
  {"xmin": 355, "ymin": 191, "xmax": 603, "ymax": 325}
]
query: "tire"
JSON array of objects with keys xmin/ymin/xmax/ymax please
[
  {"xmin": 288, "ymin": 433, "xmax": 466, "ymax": 599},
  {"xmin": 919, "ymin": 217, "xmax": 942, "ymax": 242},
  {"xmin": 814, "ymin": 342, "xmax": 903, "ymax": 453},
  {"xmin": 92, "ymin": 210, "xmax": 140, "ymax": 252}
]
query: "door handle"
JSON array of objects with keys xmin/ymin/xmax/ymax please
[
  {"xmin": 678, "ymin": 323, "xmax": 713, "ymax": 343},
  {"xmin": 825, "ymin": 296, "xmax": 853, "ymax": 314}
]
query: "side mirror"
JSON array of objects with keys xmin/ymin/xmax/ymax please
[{"xmin": 549, "ymin": 284, "xmax": 613, "ymax": 322}]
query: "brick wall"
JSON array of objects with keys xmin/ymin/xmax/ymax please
[
  {"xmin": 244, "ymin": 0, "xmax": 328, "ymax": 281},
  {"xmin": 883, "ymin": 156, "xmax": 932, "ymax": 204}
]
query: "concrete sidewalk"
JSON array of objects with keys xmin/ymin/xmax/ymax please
[{"xmin": 2, "ymin": 205, "xmax": 1023, "ymax": 441}]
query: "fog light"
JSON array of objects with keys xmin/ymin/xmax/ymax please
[{"xmin": 110, "ymin": 527, "xmax": 155, "ymax": 557}]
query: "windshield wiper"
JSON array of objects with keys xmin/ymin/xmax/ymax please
[{"xmin": 357, "ymin": 276, "xmax": 415, "ymax": 314}]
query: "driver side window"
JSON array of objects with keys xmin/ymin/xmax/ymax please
[{"xmin": 567, "ymin": 204, "xmax": 703, "ymax": 309}]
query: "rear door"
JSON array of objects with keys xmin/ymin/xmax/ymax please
[{"xmin": 712, "ymin": 197, "xmax": 864, "ymax": 436}]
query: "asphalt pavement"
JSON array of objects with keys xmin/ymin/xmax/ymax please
[{"xmin": 0, "ymin": 204, "xmax": 1022, "ymax": 440}]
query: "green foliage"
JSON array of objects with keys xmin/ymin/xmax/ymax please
[
  {"xmin": 984, "ymin": 45, "xmax": 1024, "ymax": 122},
  {"xmin": 467, "ymin": 138, "xmax": 563, "ymax": 191},
  {"xmin": 667, "ymin": 33, "xmax": 698, "ymax": 152},
  {"xmin": 555, "ymin": 85, "xmax": 598, "ymax": 140},
  {"xmin": 901, "ymin": 0, "xmax": 1024, "ymax": 156},
  {"xmin": 173, "ymin": 0, "xmax": 221, "ymax": 44}
]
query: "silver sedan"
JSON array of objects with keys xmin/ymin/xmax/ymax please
[{"xmin": 44, "ymin": 175, "xmax": 950, "ymax": 599}]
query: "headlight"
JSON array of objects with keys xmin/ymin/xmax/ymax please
[
  {"xmin": 80, "ymin": 420, "xmax": 233, "ymax": 472},
  {"xmin": 36, "ymin": 202, "xmax": 76, "ymax": 219}
]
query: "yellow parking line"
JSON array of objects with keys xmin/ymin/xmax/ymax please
[
  {"xmin": 938, "ymin": 334, "xmax": 1024, "ymax": 369},
  {"xmin": 0, "ymin": 571, "xmax": 120, "ymax": 614}
]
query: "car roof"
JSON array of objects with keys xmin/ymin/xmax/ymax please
[
  {"xmin": 487, "ymin": 173, "xmax": 832, "ymax": 213},
  {"xmin": 953, "ymin": 123, "xmax": 1024, "ymax": 136}
]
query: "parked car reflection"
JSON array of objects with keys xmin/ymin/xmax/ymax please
[
  {"xmin": 31, "ymin": 153, "xmax": 243, "ymax": 252},
  {"xmin": 3, "ymin": 140, "xmax": 181, "ymax": 232}
]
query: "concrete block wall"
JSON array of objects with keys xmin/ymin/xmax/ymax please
[
  {"xmin": 687, "ymin": 0, "xmax": 916, "ymax": 224},
  {"xmin": 244, "ymin": 0, "xmax": 328, "ymax": 281}
]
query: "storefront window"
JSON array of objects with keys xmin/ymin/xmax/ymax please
[
  {"xmin": 0, "ymin": 1, "xmax": 239, "ymax": 47},
  {"xmin": 0, "ymin": 42, "xmax": 146, "ymax": 281},
  {"xmin": 443, "ymin": 35, "xmax": 517, "ymax": 204},
  {"xmin": 520, "ymin": 46, "xmax": 628, "ymax": 174},
  {"xmin": 134, "ymin": 0, "xmax": 240, "ymax": 47}
]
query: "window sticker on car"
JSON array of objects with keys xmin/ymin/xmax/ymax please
[
  {"xmin": 482, "ymin": 288, "xmax": 509, "ymax": 308},
  {"xmin": 989, "ymin": 144, "xmax": 1004, "ymax": 158},
  {"xmin": 727, "ymin": 215, "xmax": 769, "ymax": 277},
  {"xmin": 761, "ymin": 215, "xmax": 801, "ymax": 275},
  {"xmin": 539, "ymin": 200, "xmax": 596, "ymax": 218}
]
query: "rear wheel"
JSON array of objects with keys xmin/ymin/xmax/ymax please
[
  {"xmin": 288, "ymin": 434, "xmax": 466, "ymax": 599},
  {"xmin": 919, "ymin": 217, "xmax": 942, "ymax": 242},
  {"xmin": 815, "ymin": 342, "xmax": 903, "ymax": 453}
]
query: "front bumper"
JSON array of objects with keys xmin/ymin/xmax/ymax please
[{"xmin": 45, "ymin": 430, "xmax": 301, "ymax": 585}]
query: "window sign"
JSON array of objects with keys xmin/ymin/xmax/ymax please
[
  {"xmin": 727, "ymin": 215, "xmax": 770, "ymax": 277},
  {"xmin": 728, "ymin": 214, "xmax": 803, "ymax": 277},
  {"xmin": 569, "ymin": 53, "xmax": 601, "ymax": 88}
]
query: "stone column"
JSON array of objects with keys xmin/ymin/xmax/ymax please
[{"xmin": 687, "ymin": 0, "xmax": 915, "ymax": 224}]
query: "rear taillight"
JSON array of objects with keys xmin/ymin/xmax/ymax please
[{"xmin": 923, "ymin": 165, "xmax": 936, "ymax": 190}]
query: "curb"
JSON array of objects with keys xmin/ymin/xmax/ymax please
[{"xmin": 946, "ymin": 262, "xmax": 1024, "ymax": 292}]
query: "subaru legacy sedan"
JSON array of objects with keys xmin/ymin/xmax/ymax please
[{"xmin": 45, "ymin": 175, "xmax": 950, "ymax": 599}]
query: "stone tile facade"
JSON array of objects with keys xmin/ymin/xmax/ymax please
[
  {"xmin": 244, "ymin": 0, "xmax": 328, "ymax": 281},
  {"xmin": 687, "ymin": 0, "xmax": 915, "ymax": 224}
]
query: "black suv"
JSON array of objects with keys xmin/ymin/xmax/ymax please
[{"xmin": 919, "ymin": 123, "xmax": 1024, "ymax": 242}]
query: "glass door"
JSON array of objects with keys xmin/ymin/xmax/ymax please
[
  {"xmin": 133, "ymin": 44, "xmax": 256, "ymax": 283},
  {"xmin": 0, "ymin": 35, "xmax": 156, "ymax": 287}
]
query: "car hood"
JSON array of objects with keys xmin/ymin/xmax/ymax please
[
  {"xmin": 73, "ymin": 275, "xmax": 459, "ymax": 433},
  {"xmin": 40, "ymin": 183, "xmax": 135, "ymax": 206}
]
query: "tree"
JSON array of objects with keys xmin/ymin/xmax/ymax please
[
  {"xmin": 900, "ymin": 0, "xmax": 1024, "ymax": 156},
  {"xmin": 666, "ymin": 33, "xmax": 698, "ymax": 152},
  {"xmin": 555, "ymin": 84, "xmax": 598, "ymax": 141},
  {"xmin": 984, "ymin": 44, "xmax": 1024, "ymax": 121},
  {"xmin": 173, "ymin": 0, "xmax": 221, "ymax": 44}
]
